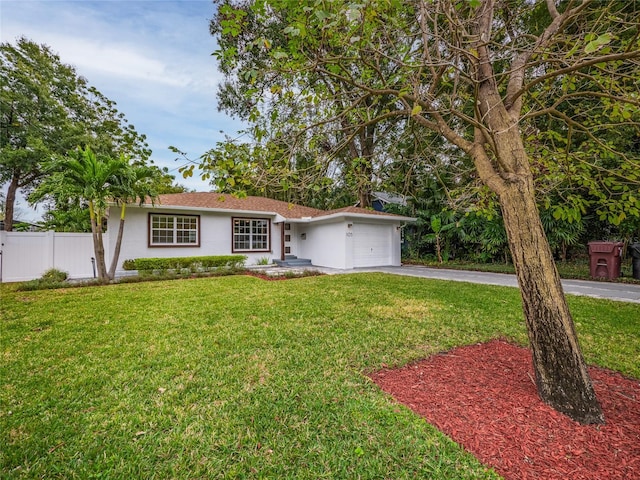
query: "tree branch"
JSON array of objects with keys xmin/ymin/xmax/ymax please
[
  {"xmin": 504, "ymin": 0, "xmax": 592, "ymax": 116},
  {"xmin": 510, "ymin": 51, "xmax": 640, "ymax": 114}
]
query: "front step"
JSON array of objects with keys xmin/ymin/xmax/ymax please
[{"xmin": 274, "ymin": 257, "xmax": 312, "ymax": 267}]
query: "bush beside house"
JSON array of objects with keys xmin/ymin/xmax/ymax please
[{"xmin": 122, "ymin": 255, "xmax": 247, "ymax": 275}]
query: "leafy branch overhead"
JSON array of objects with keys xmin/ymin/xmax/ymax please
[{"xmin": 210, "ymin": 0, "xmax": 639, "ymax": 225}]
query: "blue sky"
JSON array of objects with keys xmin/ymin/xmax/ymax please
[{"xmin": 1, "ymin": 0, "xmax": 245, "ymax": 220}]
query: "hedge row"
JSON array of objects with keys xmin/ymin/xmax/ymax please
[{"xmin": 122, "ymin": 255, "xmax": 247, "ymax": 273}]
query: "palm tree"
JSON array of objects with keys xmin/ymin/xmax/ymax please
[
  {"xmin": 31, "ymin": 146, "xmax": 158, "ymax": 282},
  {"xmin": 107, "ymin": 163, "xmax": 158, "ymax": 280}
]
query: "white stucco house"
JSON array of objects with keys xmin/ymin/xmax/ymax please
[{"xmin": 107, "ymin": 192, "xmax": 416, "ymax": 272}]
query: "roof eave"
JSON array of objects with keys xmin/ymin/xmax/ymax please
[
  {"xmin": 126, "ymin": 202, "xmax": 416, "ymax": 223},
  {"xmin": 132, "ymin": 203, "xmax": 280, "ymax": 218},
  {"xmin": 308, "ymin": 212, "xmax": 417, "ymax": 223}
]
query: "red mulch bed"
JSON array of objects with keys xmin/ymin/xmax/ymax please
[
  {"xmin": 244, "ymin": 271, "xmax": 324, "ymax": 281},
  {"xmin": 369, "ymin": 339, "xmax": 640, "ymax": 480}
]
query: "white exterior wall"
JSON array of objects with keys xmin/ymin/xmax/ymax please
[
  {"xmin": 293, "ymin": 219, "xmax": 403, "ymax": 269},
  {"xmin": 267, "ymin": 222, "xmax": 284, "ymax": 265},
  {"xmin": 297, "ymin": 221, "xmax": 349, "ymax": 269},
  {"xmin": 0, "ymin": 210, "xmax": 407, "ymax": 283},
  {"xmin": 391, "ymin": 222, "xmax": 402, "ymax": 265},
  {"xmin": 107, "ymin": 206, "xmax": 282, "ymax": 272},
  {"xmin": 0, "ymin": 231, "xmax": 101, "ymax": 282}
]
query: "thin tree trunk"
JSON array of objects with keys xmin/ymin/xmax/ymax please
[
  {"xmin": 107, "ymin": 204, "xmax": 126, "ymax": 280},
  {"xmin": 92, "ymin": 228, "xmax": 107, "ymax": 281},
  {"xmin": 94, "ymin": 229, "xmax": 107, "ymax": 282},
  {"xmin": 3, "ymin": 172, "xmax": 20, "ymax": 232},
  {"xmin": 88, "ymin": 201, "xmax": 108, "ymax": 281},
  {"xmin": 358, "ymin": 188, "xmax": 371, "ymax": 208},
  {"xmin": 357, "ymin": 122, "xmax": 375, "ymax": 209},
  {"xmin": 499, "ymin": 175, "xmax": 604, "ymax": 424}
]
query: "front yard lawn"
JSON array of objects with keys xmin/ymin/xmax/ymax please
[{"xmin": 1, "ymin": 273, "xmax": 638, "ymax": 479}]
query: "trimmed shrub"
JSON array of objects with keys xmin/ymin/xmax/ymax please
[
  {"xmin": 122, "ymin": 255, "xmax": 247, "ymax": 275},
  {"xmin": 122, "ymin": 259, "xmax": 136, "ymax": 271}
]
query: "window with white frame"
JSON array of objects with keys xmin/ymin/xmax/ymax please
[
  {"xmin": 232, "ymin": 218, "xmax": 270, "ymax": 252},
  {"xmin": 149, "ymin": 214, "xmax": 200, "ymax": 247}
]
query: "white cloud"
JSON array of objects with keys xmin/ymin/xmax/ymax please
[
  {"xmin": 1, "ymin": 2, "xmax": 222, "ymax": 91},
  {"xmin": 46, "ymin": 36, "xmax": 192, "ymax": 88}
]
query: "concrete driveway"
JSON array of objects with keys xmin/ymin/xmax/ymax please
[{"xmin": 343, "ymin": 265, "xmax": 640, "ymax": 304}]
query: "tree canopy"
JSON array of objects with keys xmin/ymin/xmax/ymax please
[
  {"xmin": 210, "ymin": 0, "xmax": 639, "ymax": 216},
  {"xmin": 0, "ymin": 37, "xmax": 151, "ymax": 231}
]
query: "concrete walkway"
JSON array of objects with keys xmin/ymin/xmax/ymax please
[{"xmin": 311, "ymin": 264, "xmax": 640, "ymax": 304}]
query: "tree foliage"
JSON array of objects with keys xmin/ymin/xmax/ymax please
[
  {"xmin": 209, "ymin": 0, "xmax": 640, "ymax": 220},
  {"xmin": 202, "ymin": 0, "xmax": 430, "ymax": 207},
  {"xmin": 37, "ymin": 165, "xmax": 188, "ymax": 233},
  {"xmin": 0, "ymin": 37, "xmax": 151, "ymax": 230}
]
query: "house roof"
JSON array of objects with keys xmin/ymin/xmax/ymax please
[{"xmin": 141, "ymin": 193, "xmax": 415, "ymax": 222}]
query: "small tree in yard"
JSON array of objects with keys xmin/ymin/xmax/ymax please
[
  {"xmin": 212, "ymin": 0, "xmax": 640, "ymax": 424},
  {"xmin": 31, "ymin": 146, "xmax": 158, "ymax": 282},
  {"xmin": 107, "ymin": 163, "xmax": 158, "ymax": 280},
  {"xmin": 425, "ymin": 214, "xmax": 456, "ymax": 264}
]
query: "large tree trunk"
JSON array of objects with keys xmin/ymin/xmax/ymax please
[
  {"xmin": 465, "ymin": 3, "xmax": 604, "ymax": 422},
  {"xmin": 499, "ymin": 174, "xmax": 604, "ymax": 424},
  {"xmin": 3, "ymin": 172, "xmax": 20, "ymax": 232}
]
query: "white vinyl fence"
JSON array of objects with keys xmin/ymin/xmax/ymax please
[{"xmin": 0, "ymin": 231, "xmax": 109, "ymax": 283}]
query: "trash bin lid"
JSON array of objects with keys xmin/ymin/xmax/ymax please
[
  {"xmin": 630, "ymin": 243, "xmax": 640, "ymax": 258},
  {"xmin": 588, "ymin": 241, "xmax": 622, "ymax": 254}
]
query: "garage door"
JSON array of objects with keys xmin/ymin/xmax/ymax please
[{"xmin": 353, "ymin": 223, "xmax": 392, "ymax": 267}]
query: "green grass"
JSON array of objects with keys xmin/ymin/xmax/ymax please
[{"xmin": 1, "ymin": 273, "xmax": 639, "ymax": 479}]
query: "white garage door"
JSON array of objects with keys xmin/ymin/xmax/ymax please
[{"xmin": 353, "ymin": 223, "xmax": 393, "ymax": 267}]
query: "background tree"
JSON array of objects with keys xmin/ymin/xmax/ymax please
[
  {"xmin": 0, "ymin": 37, "xmax": 151, "ymax": 231},
  {"xmin": 212, "ymin": 0, "xmax": 640, "ymax": 423},
  {"xmin": 204, "ymin": 0, "xmax": 414, "ymax": 208},
  {"xmin": 151, "ymin": 166, "xmax": 191, "ymax": 195}
]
